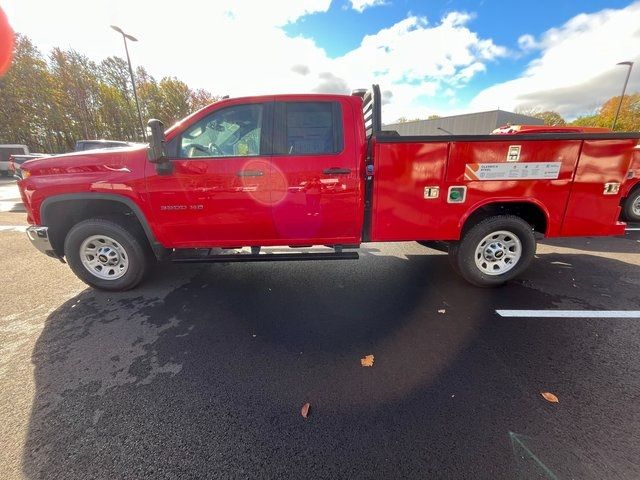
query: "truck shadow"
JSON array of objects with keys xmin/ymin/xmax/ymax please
[
  {"xmin": 21, "ymin": 249, "xmax": 640, "ymax": 479},
  {"xmin": 540, "ymin": 230, "xmax": 640, "ymax": 254}
]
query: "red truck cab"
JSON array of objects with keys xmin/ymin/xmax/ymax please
[{"xmin": 19, "ymin": 86, "xmax": 640, "ymax": 291}]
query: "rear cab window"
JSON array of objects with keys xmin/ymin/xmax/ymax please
[{"xmin": 274, "ymin": 101, "xmax": 343, "ymax": 156}]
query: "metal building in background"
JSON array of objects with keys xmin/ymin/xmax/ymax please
[{"xmin": 384, "ymin": 110, "xmax": 544, "ymax": 136}]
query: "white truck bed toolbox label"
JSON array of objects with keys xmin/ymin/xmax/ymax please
[{"xmin": 464, "ymin": 162, "xmax": 562, "ymax": 181}]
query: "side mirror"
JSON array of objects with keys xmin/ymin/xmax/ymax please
[{"xmin": 146, "ymin": 119, "xmax": 166, "ymax": 163}]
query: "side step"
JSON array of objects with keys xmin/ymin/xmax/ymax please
[{"xmin": 171, "ymin": 250, "xmax": 359, "ymax": 263}]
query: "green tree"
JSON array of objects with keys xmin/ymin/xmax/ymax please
[
  {"xmin": 517, "ymin": 108, "xmax": 566, "ymax": 126},
  {"xmin": 533, "ymin": 111, "xmax": 566, "ymax": 126},
  {"xmin": 571, "ymin": 94, "xmax": 640, "ymax": 131},
  {"xmin": 0, "ymin": 35, "xmax": 54, "ymax": 151},
  {"xmin": 0, "ymin": 34, "xmax": 219, "ymax": 153}
]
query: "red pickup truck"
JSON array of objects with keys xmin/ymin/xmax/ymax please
[{"xmin": 19, "ymin": 85, "xmax": 640, "ymax": 291}]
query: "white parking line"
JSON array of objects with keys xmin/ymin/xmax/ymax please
[
  {"xmin": 0, "ymin": 225, "xmax": 27, "ymax": 232},
  {"xmin": 0, "ymin": 200, "xmax": 23, "ymax": 212},
  {"xmin": 626, "ymin": 228, "xmax": 640, "ymax": 231},
  {"xmin": 497, "ymin": 310, "xmax": 640, "ymax": 318}
]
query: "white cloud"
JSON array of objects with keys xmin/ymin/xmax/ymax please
[
  {"xmin": 517, "ymin": 34, "xmax": 538, "ymax": 52},
  {"xmin": 350, "ymin": 0, "xmax": 387, "ymax": 13},
  {"xmin": 331, "ymin": 12, "xmax": 506, "ymax": 120},
  {"xmin": 3, "ymin": 0, "xmax": 504, "ymax": 122},
  {"xmin": 471, "ymin": 1, "xmax": 640, "ymax": 118}
]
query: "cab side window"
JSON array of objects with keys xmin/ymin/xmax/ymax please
[{"xmin": 180, "ymin": 104, "xmax": 263, "ymax": 158}]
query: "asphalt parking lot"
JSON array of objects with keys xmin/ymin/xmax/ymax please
[{"xmin": 1, "ymin": 177, "xmax": 639, "ymax": 479}]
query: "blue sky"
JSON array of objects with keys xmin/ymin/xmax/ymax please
[
  {"xmin": 287, "ymin": 0, "xmax": 632, "ymax": 58},
  {"xmin": 284, "ymin": 0, "xmax": 636, "ymax": 113},
  {"xmin": 4, "ymin": 0, "xmax": 640, "ymax": 121}
]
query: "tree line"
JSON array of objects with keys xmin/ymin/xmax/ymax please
[
  {"xmin": 516, "ymin": 93, "xmax": 640, "ymax": 130},
  {"xmin": 392, "ymin": 94, "xmax": 639, "ymax": 130},
  {"xmin": 0, "ymin": 34, "xmax": 219, "ymax": 153},
  {"xmin": 1, "ymin": 34, "xmax": 637, "ymax": 154}
]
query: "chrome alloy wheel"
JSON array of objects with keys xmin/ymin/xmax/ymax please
[
  {"xmin": 474, "ymin": 230, "xmax": 522, "ymax": 275},
  {"xmin": 79, "ymin": 235, "xmax": 129, "ymax": 280},
  {"xmin": 632, "ymin": 195, "xmax": 640, "ymax": 218}
]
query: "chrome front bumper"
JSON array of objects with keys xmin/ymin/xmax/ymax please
[{"xmin": 26, "ymin": 226, "xmax": 62, "ymax": 260}]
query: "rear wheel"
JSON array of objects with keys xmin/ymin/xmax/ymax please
[
  {"xmin": 449, "ymin": 215, "xmax": 536, "ymax": 287},
  {"xmin": 64, "ymin": 218, "xmax": 149, "ymax": 291},
  {"xmin": 624, "ymin": 188, "xmax": 640, "ymax": 222}
]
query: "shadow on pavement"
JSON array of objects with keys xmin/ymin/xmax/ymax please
[
  {"xmin": 540, "ymin": 230, "xmax": 640, "ymax": 254},
  {"xmin": 21, "ymin": 250, "xmax": 640, "ymax": 479}
]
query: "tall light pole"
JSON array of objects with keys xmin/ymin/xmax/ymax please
[
  {"xmin": 611, "ymin": 61, "xmax": 633, "ymax": 131},
  {"xmin": 110, "ymin": 25, "xmax": 146, "ymax": 140}
]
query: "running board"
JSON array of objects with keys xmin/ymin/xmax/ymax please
[{"xmin": 171, "ymin": 251, "xmax": 359, "ymax": 263}]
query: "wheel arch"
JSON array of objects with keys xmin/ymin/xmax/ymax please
[
  {"xmin": 458, "ymin": 199, "xmax": 550, "ymax": 236},
  {"xmin": 40, "ymin": 193, "xmax": 165, "ymax": 258}
]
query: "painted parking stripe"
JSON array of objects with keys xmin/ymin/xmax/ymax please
[
  {"xmin": 0, "ymin": 225, "xmax": 27, "ymax": 232},
  {"xmin": 497, "ymin": 310, "xmax": 640, "ymax": 318},
  {"xmin": 625, "ymin": 227, "xmax": 640, "ymax": 231},
  {"xmin": 0, "ymin": 200, "xmax": 24, "ymax": 212}
]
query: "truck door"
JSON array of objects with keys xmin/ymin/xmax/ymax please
[
  {"xmin": 269, "ymin": 100, "xmax": 361, "ymax": 244},
  {"xmin": 145, "ymin": 101, "xmax": 276, "ymax": 248}
]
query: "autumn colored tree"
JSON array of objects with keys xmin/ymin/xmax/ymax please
[
  {"xmin": 516, "ymin": 108, "xmax": 567, "ymax": 126},
  {"xmin": 0, "ymin": 34, "xmax": 219, "ymax": 153},
  {"xmin": 572, "ymin": 94, "xmax": 640, "ymax": 131},
  {"xmin": 0, "ymin": 35, "xmax": 54, "ymax": 151},
  {"xmin": 532, "ymin": 111, "xmax": 566, "ymax": 126}
]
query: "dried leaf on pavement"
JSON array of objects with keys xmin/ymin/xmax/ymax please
[
  {"xmin": 360, "ymin": 354, "xmax": 375, "ymax": 367},
  {"xmin": 541, "ymin": 392, "xmax": 559, "ymax": 403},
  {"xmin": 301, "ymin": 402, "xmax": 311, "ymax": 419}
]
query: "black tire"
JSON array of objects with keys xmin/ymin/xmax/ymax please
[
  {"xmin": 623, "ymin": 188, "xmax": 640, "ymax": 223},
  {"xmin": 64, "ymin": 218, "xmax": 150, "ymax": 291},
  {"xmin": 447, "ymin": 241, "xmax": 461, "ymax": 275},
  {"xmin": 449, "ymin": 215, "xmax": 536, "ymax": 287}
]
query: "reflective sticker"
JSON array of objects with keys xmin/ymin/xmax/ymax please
[
  {"xmin": 464, "ymin": 162, "xmax": 562, "ymax": 181},
  {"xmin": 507, "ymin": 145, "xmax": 521, "ymax": 162}
]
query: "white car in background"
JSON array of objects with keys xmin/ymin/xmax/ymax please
[{"xmin": 0, "ymin": 144, "xmax": 28, "ymax": 176}]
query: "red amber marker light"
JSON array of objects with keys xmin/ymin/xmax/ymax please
[{"xmin": 0, "ymin": 7, "xmax": 15, "ymax": 76}]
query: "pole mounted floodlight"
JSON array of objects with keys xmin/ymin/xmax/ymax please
[
  {"xmin": 611, "ymin": 61, "xmax": 634, "ymax": 131},
  {"xmin": 111, "ymin": 25, "xmax": 146, "ymax": 140}
]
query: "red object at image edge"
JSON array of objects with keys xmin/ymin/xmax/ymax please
[{"xmin": 0, "ymin": 7, "xmax": 15, "ymax": 76}]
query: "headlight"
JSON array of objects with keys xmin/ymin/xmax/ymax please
[{"xmin": 21, "ymin": 170, "xmax": 31, "ymax": 179}]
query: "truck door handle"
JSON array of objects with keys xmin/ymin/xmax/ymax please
[
  {"xmin": 237, "ymin": 170, "xmax": 264, "ymax": 177},
  {"xmin": 323, "ymin": 167, "xmax": 351, "ymax": 175}
]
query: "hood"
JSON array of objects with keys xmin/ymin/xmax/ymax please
[{"xmin": 21, "ymin": 145, "xmax": 148, "ymax": 177}]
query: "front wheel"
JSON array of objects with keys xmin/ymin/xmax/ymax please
[
  {"xmin": 448, "ymin": 215, "xmax": 536, "ymax": 287},
  {"xmin": 623, "ymin": 188, "xmax": 640, "ymax": 222},
  {"xmin": 64, "ymin": 218, "xmax": 150, "ymax": 291}
]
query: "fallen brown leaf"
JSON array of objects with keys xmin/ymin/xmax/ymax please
[
  {"xmin": 541, "ymin": 392, "xmax": 559, "ymax": 403},
  {"xmin": 301, "ymin": 402, "xmax": 311, "ymax": 419},
  {"xmin": 360, "ymin": 354, "xmax": 375, "ymax": 367}
]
